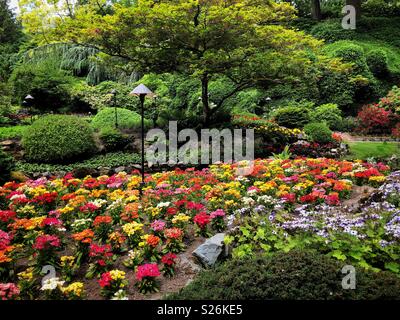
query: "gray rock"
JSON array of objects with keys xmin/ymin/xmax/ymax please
[
  {"xmin": 192, "ymin": 233, "xmax": 226, "ymax": 267},
  {"xmin": 114, "ymin": 166, "xmax": 126, "ymax": 173}
]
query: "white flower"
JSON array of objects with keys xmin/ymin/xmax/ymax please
[
  {"xmin": 91, "ymin": 199, "xmax": 107, "ymax": 207},
  {"xmin": 157, "ymin": 202, "xmax": 171, "ymax": 208},
  {"xmin": 41, "ymin": 277, "xmax": 65, "ymax": 291},
  {"xmin": 242, "ymin": 197, "xmax": 255, "ymax": 206},
  {"xmin": 111, "ymin": 290, "xmax": 128, "ymax": 300}
]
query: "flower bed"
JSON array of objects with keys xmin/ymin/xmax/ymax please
[{"xmin": 0, "ymin": 158, "xmax": 390, "ymax": 299}]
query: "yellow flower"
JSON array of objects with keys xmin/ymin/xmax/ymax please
[
  {"xmin": 122, "ymin": 222, "xmax": 144, "ymax": 236},
  {"xmin": 109, "ymin": 270, "xmax": 126, "ymax": 281},
  {"xmin": 172, "ymin": 213, "xmax": 191, "ymax": 224},
  {"xmin": 62, "ymin": 282, "xmax": 84, "ymax": 297},
  {"xmin": 18, "ymin": 267, "xmax": 34, "ymax": 281},
  {"xmin": 60, "ymin": 256, "xmax": 75, "ymax": 268},
  {"xmin": 369, "ymin": 176, "xmax": 385, "ymax": 183},
  {"xmin": 59, "ymin": 206, "xmax": 75, "ymax": 214}
]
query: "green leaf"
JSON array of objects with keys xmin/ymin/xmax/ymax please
[
  {"xmin": 331, "ymin": 250, "xmax": 347, "ymax": 261},
  {"xmin": 385, "ymin": 262, "xmax": 400, "ymax": 273}
]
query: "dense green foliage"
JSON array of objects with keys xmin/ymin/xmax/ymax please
[
  {"xmin": 169, "ymin": 250, "xmax": 400, "ymax": 300},
  {"xmin": 311, "ymin": 103, "xmax": 343, "ymax": 130},
  {"xmin": 15, "ymin": 152, "xmax": 141, "ymax": 175},
  {"xmin": 0, "ymin": 148, "xmax": 14, "ymax": 183},
  {"xmin": 304, "ymin": 122, "xmax": 334, "ymax": 143},
  {"xmin": 0, "ymin": 125, "xmax": 29, "ymax": 140},
  {"xmin": 272, "ymin": 105, "xmax": 311, "ymax": 128},
  {"xmin": 99, "ymin": 127, "xmax": 130, "ymax": 152},
  {"xmin": 22, "ymin": 115, "xmax": 96, "ymax": 163},
  {"xmin": 91, "ymin": 107, "xmax": 151, "ymax": 131}
]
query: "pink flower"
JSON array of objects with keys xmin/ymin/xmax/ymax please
[
  {"xmin": 0, "ymin": 283, "xmax": 20, "ymax": 300},
  {"xmin": 151, "ymin": 220, "xmax": 166, "ymax": 232},
  {"xmin": 136, "ymin": 263, "xmax": 161, "ymax": 281},
  {"xmin": 210, "ymin": 209, "xmax": 225, "ymax": 219}
]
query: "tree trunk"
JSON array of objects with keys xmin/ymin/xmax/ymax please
[
  {"xmin": 201, "ymin": 74, "xmax": 210, "ymax": 126},
  {"xmin": 346, "ymin": 0, "xmax": 362, "ymax": 19},
  {"xmin": 311, "ymin": 0, "xmax": 322, "ymax": 21}
]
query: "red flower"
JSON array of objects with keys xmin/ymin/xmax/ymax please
[
  {"xmin": 325, "ymin": 193, "xmax": 340, "ymax": 206},
  {"xmin": 98, "ymin": 272, "xmax": 112, "ymax": 288},
  {"xmin": 135, "ymin": 263, "xmax": 160, "ymax": 281},
  {"xmin": 41, "ymin": 217, "xmax": 63, "ymax": 228},
  {"xmin": 281, "ymin": 193, "xmax": 296, "ymax": 203},
  {"xmin": 79, "ymin": 203, "xmax": 99, "ymax": 213},
  {"xmin": 193, "ymin": 212, "xmax": 211, "ymax": 229},
  {"xmin": 32, "ymin": 235, "xmax": 60, "ymax": 250},
  {"xmin": 161, "ymin": 253, "xmax": 177, "ymax": 266},
  {"xmin": 0, "ymin": 210, "xmax": 16, "ymax": 223},
  {"xmin": 166, "ymin": 207, "xmax": 178, "ymax": 215}
]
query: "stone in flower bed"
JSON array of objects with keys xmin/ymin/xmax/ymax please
[{"xmin": 0, "ymin": 158, "xmax": 391, "ymax": 299}]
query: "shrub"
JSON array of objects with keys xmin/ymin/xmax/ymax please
[
  {"xmin": 311, "ymin": 103, "xmax": 343, "ymax": 130},
  {"xmin": 304, "ymin": 122, "xmax": 334, "ymax": 144},
  {"xmin": 9, "ymin": 58, "xmax": 74, "ymax": 112},
  {"xmin": 311, "ymin": 20, "xmax": 356, "ymax": 43},
  {"xmin": 99, "ymin": 127, "xmax": 130, "ymax": 152},
  {"xmin": 169, "ymin": 250, "xmax": 400, "ymax": 300},
  {"xmin": 366, "ymin": 50, "xmax": 389, "ymax": 77},
  {"xmin": 15, "ymin": 152, "xmax": 141, "ymax": 175},
  {"xmin": 22, "ymin": 115, "xmax": 96, "ymax": 163},
  {"xmin": 356, "ymin": 105, "xmax": 393, "ymax": 134},
  {"xmin": 273, "ymin": 105, "xmax": 311, "ymax": 129},
  {"xmin": 0, "ymin": 149, "xmax": 14, "ymax": 183},
  {"xmin": 336, "ymin": 116, "xmax": 357, "ymax": 132},
  {"xmin": 91, "ymin": 107, "xmax": 151, "ymax": 131}
]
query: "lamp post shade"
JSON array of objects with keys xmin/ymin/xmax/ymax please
[{"xmin": 129, "ymin": 84, "xmax": 154, "ymax": 97}]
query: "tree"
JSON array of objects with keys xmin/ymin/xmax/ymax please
[
  {"xmin": 346, "ymin": 0, "xmax": 362, "ymax": 19},
  {"xmin": 20, "ymin": 0, "xmax": 344, "ymax": 124},
  {"xmin": 0, "ymin": 0, "xmax": 24, "ymax": 81},
  {"xmin": 311, "ymin": 0, "xmax": 321, "ymax": 20}
]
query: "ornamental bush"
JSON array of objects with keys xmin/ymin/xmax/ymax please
[
  {"xmin": 99, "ymin": 127, "xmax": 130, "ymax": 152},
  {"xmin": 272, "ymin": 105, "xmax": 311, "ymax": 129},
  {"xmin": 22, "ymin": 115, "xmax": 96, "ymax": 163},
  {"xmin": 356, "ymin": 105, "xmax": 393, "ymax": 134},
  {"xmin": 366, "ymin": 50, "xmax": 389, "ymax": 78},
  {"xmin": 169, "ymin": 250, "xmax": 400, "ymax": 300},
  {"xmin": 311, "ymin": 103, "xmax": 343, "ymax": 130},
  {"xmin": 304, "ymin": 122, "xmax": 334, "ymax": 144},
  {"xmin": 0, "ymin": 149, "xmax": 14, "ymax": 183},
  {"xmin": 91, "ymin": 107, "xmax": 151, "ymax": 131}
]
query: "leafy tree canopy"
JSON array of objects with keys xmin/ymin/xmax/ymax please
[{"xmin": 19, "ymin": 0, "xmax": 347, "ymax": 123}]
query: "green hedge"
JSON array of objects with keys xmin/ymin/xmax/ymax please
[
  {"xmin": 15, "ymin": 152, "xmax": 141, "ymax": 175},
  {"xmin": 168, "ymin": 250, "xmax": 400, "ymax": 300},
  {"xmin": 22, "ymin": 115, "xmax": 96, "ymax": 163},
  {"xmin": 304, "ymin": 122, "xmax": 334, "ymax": 144},
  {"xmin": 91, "ymin": 107, "xmax": 151, "ymax": 131}
]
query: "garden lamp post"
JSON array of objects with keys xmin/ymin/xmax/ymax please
[
  {"xmin": 110, "ymin": 89, "xmax": 118, "ymax": 129},
  {"xmin": 23, "ymin": 94, "xmax": 35, "ymax": 123},
  {"xmin": 129, "ymin": 84, "xmax": 154, "ymax": 196}
]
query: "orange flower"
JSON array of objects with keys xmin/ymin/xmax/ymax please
[
  {"xmin": 72, "ymin": 229, "xmax": 94, "ymax": 244},
  {"xmin": 146, "ymin": 235, "xmax": 160, "ymax": 247},
  {"xmin": 0, "ymin": 246, "xmax": 14, "ymax": 264},
  {"xmin": 121, "ymin": 203, "xmax": 139, "ymax": 221}
]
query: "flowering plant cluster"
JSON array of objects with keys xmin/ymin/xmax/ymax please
[
  {"xmin": 0, "ymin": 158, "xmax": 390, "ymax": 299},
  {"xmin": 225, "ymin": 171, "xmax": 400, "ymax": 274},
  {"xmin": 135, "ymin": 263, "xmax": 161, "ymax": 294},
  {"xmin": 98, "ymin": 270, "xmax": 127, "ymax": 298}
]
